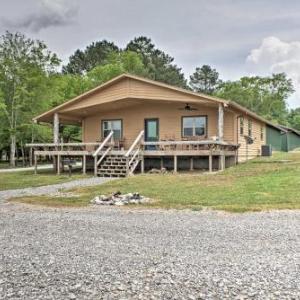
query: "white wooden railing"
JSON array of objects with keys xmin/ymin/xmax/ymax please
[
  {"xmin": 26, "ymin": 142, "xmax": 101, "ymax": 148},
  {"xmin": 141, "ymin": 140, "xmax": 235, "ymax": 147},
  {"xmin": 93, "ymin": 131, "xmax": 114, "ymax": 176},
  {"xmin": 125, "ymin": 130, "xmax": 144, "ymax": 175}
]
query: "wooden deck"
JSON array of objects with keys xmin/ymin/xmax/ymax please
[{"xmin": 26, "ymin": 132, "xmax": 240, "ymax": 176}]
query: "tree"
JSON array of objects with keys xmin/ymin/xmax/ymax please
[
  {"xmin": 216, "ymin": 73, "xmax": 294, "ymax": 124},
  {"xmin": 87, "ymin": 51, "xmax": 148, "ymax": 87},
  {"xmin": 0, "ymin": 31, "xmax": 60, "ymax": 166},
  {"xmin": 62, "ymin": 40, "xmax": 119, "ymax": 74},
  {"xmin": 189, "ymin": 65, "xmax": 222, "ymax": 94},
  {"xmin": 126, "ymin": 36, "xmax": 187, "ymax": 88},
  {"xmin": 287, "ymin": 108, "xmax": 300, "ymax": 131}
]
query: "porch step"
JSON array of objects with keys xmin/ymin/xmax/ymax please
[
  {"xmin": 97, "ymin": 172, "xmax": 127, "ymax": 178},
  {"xmin": 96, "ymin": 153, "xmax": 140, "ymax": 178},
  {"xmin": 97, "ymin": 154, "xmax": 128, "ymax": 177}
]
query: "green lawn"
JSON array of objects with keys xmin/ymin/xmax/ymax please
[
  {"xmin": 0, "ymin": 169, "xmax": 90, "ymax": 191},
  {"xmin": 0, "ymin": 162, "xmax": 10, "ymax": 169},
  {"xmin": 10, "ymin": 152, "xmax": 300, "ymax": 212}
]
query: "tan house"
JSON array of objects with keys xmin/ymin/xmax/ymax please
[{"xmin": 29, "ymin": 73, "xmax": 279, "ymax": 177}]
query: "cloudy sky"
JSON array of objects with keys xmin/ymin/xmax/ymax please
[{"xmin": 1, "ymin": 0, "xmax": 300, "ymax": 107}]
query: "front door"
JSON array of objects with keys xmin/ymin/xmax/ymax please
[{"xmin": 144, "ymin": 118, "xmax": 159, "ymax": 150}]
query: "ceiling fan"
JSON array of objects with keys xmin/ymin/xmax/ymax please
[{"xmin": 178, "ymin": 103, "xmax": 199, "ymax": 111}]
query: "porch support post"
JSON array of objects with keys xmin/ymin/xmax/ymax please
[
  {"xmin": 174, "ymin": 155, "xmax": 177, "ymax": 173},
  {"xmin": 218, "ymin": 103, "xmax": 224, "ymax": 141},
  {"xmin": 57, "ymin": 155, "xmax": 61, "ymax": 175},
  {"xmin": 94, "ymin": 156, "xmax": 97, "ymax": 176},
  {"xmin": 29, "ymin": 147, "xmax": 33, "ymax": 167},
  {"xmin": 219, "ymin": 151, "xmax": 225, "ymax": 171},
  {"xmin": 34, "ymin": 154, "xmax": 37, "ymax": 175},
  {"xmin": 53, "ymin": 113, "xmax": 59, "ymax": 173},
  {"xmin": 53, "ymin": 113, "xmax": 59, "ymax": 144},
  {"xmin": 83, "ymin": 155, "xmax": 86, "ymax": 175},
  {"xmin": 190, "ymin": 157, "xmax": 194, "ymax": 171},
  {"xmin": 234, "ymin": 150, "xmax": 238, "ymax": 165},
  {"xmin": 209, "ymin": 153, "xmax": 213, "ymax": 172},
  {"xmin": 160, "ymin": 157, "xmax": 163, "ymax": 169},
  {"xmin": 141, "ymin": 156, "xmax": 145, "ymax": 173}
]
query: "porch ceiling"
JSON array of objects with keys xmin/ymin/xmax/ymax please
[
  {"xmin": 37, "ymin": 97, "xmax": 219, "ymax": 124},
  {"xmin": 60, "ymin": 97, "xmax": 219, "ymax": 118}
]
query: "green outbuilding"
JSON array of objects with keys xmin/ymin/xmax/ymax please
[{"xmin": 266, "ymin": 125, "xmax": 300, "ymax": 152}]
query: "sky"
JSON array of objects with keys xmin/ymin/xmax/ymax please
[{"xmin": 1, "ymin": 0, "xmax": 300, "ymax": 108}]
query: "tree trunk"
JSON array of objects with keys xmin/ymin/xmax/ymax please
[
  {"xmin": 10, "ymin": 134, "xmax": 16, "ymax": 167},
  {"xmin": 21, "ymin": 141, "xmax": 25, "ymax": 167}
]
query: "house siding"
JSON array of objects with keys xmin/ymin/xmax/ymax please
[
  {"xmin": 83, "ymin": 101, "xmax": 235, "ymax": 148},
  {"xmin": 236, "ymin": 114, "xmax": 266, "ymax": 162}
]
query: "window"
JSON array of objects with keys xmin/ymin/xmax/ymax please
[
  {"xmin": 261, "ymin": 126, "xmax": 264, "ymax": 141},
  {"xmin": 240, "ymin": 117, "xmax": 244, "ymax": 135},
  {"xmin": 248, "ymin": 119, "xmax": 252, "ymax": 137},
  {"xmin": 182, "ymin": 116, "xmax": 207, "ymax": 137},
  {"xmin": 102, "ymin": 120, "xmax": 122, "ymax": 140}
]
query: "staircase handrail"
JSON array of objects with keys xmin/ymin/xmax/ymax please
[
  {"xmin": 93, "ymin": 131, "xmax": 114, "ymax": 157},
  {"xmin": 125, "ymin": 130, "xmax": 144, "ymax": 157}
]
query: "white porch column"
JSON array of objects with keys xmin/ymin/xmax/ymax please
[
  {"xmin": 218, "ymin": 103, "xmax": 224, "ymax": 141},
  {"xmin": 174, "ymin": 155, "xmax": 178, "ymax": 173},
  {"xmin": 53, "ymin": 113, "xmax": 59, "ymax": 144}
]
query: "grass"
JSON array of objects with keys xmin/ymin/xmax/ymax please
[
  {"xmin": 10, "ymin": 152, "xmax": 300, "ymax": 212},
  {"xmin": 0, "ymin": 161, "xmax": 10, "ymax": 169},
  {"xmin": 0, "ymin": 169, "xmax": 91, "ymax": 191}
]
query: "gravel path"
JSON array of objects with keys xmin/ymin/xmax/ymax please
[
  {"xmin": 0, "ymin": 204, "xmax": 299, "ymax": 299},
  {"xmin": 0, "ymin": 165, "xmax": 53, "ymax": 173},
  {"xmin": 0, "ymin": 177, "xmax": 113, "ymax": 201}
]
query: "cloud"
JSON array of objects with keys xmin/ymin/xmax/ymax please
[
  {"xmin": 2, "ymin": 0, "xmax": 78, "ymax": 32},
  {"xmin": 246, "ymin": 36, "xmax": 300, "ymax": 108}
]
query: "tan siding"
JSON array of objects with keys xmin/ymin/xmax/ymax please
[
  {"xmin": 61, "ymin": 78, "xmax": 214, "ymax": 114},
  {"xmin": 83, "ymin": 102, "xmax": 235, "ymax": 148},
  {"xmin": 237, "ymin": 115, "xmax": 266, "ymax": 162},
  {"xmin": 223, "ymin": 111, "xmax": 235, "ymax": 143},
  {"xmin": 128, "ymin": 79, "xmax": 211, "ymax": 103},
  {"xmin": 61, "ymin": 79, "xmax": 130, "ymax": 112}
]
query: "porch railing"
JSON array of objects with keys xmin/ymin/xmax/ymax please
[
  {"xmin": 26, "ymin": 142, "xmax": 101, "ymax": 152},
  {"xmin": 125, "ymin": 130, "xmax": 144, "ymax": 175},
  {"xmin": 141, "ymin": 140, "xmax": 239, "ymax": 151},
  {"xmin": 92, "ymin": 131, "xmax": 114, "ymax": 176}
]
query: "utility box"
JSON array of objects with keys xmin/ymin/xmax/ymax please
[{"xmin": 261, "ymin": 145, "xmax": 272, "ymax": 156}]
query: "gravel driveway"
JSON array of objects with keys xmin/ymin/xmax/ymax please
[
  {"xmin": 0, "ymin": 177, "xmax": 113, "ymax": 201},
  {"xmin": 0, "ymin": 204, "xmax": 299, "ymax": 299}
]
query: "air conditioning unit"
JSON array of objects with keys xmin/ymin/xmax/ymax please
[{"xmin": 261, "ymin": 145, "xmax": 272, "ymax": 156}]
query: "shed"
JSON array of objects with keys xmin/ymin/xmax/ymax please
[
  {"xmin": 278, "ymin": 125, "xmax": 300, "ymax": 152},
  {"xmin": 266, "ymin": 125, "xmax": 286, "ymax": 151},
  {"xmin": 266, "ymin": 124, "xmax": 300, "ymax": 152}
]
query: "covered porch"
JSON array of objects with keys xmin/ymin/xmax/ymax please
[
  {"xmin": 28, "ymin": 74, "xmax": 241, "ymax": 176},
  {"xmin": 26, "ymin": 101, "xmax": 239, "ymax": 176}
]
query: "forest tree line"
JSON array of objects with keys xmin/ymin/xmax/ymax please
[{"xmin": 0, "ymin": 31, "xmax": 299, "ymax": 166}]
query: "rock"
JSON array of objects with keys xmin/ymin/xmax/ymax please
[
  {"xmin": 148, "ymin": 168, "xmax": 161, "ymax": 174},
  {"xmin": 133, "ymin": 192, "xmax": 142, "ymax": 200},
  {"xmin": 114, "ymin": 201, "xmax": 124, "ymax": 206},
  {"xmin": 68, "ymin": 293, "xmax": 76, "ymax": 299},
  {"xmin": 161, "ymin": 167, "xmax": 167, "ymax": 174},
  {"xmin": 91, "ymin": 192, "xmax": 150, "ymax": 206},
  {"xmin": 148, "ymin": 168, "xmax": 167, "ymax": 174},
  {"xmin": 100, "ymin": 195, "xmax": 110, "ymax": 201},
  {"xmin": 129, "ymin": 199, "xmax": 138, "ymax": 204}
]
